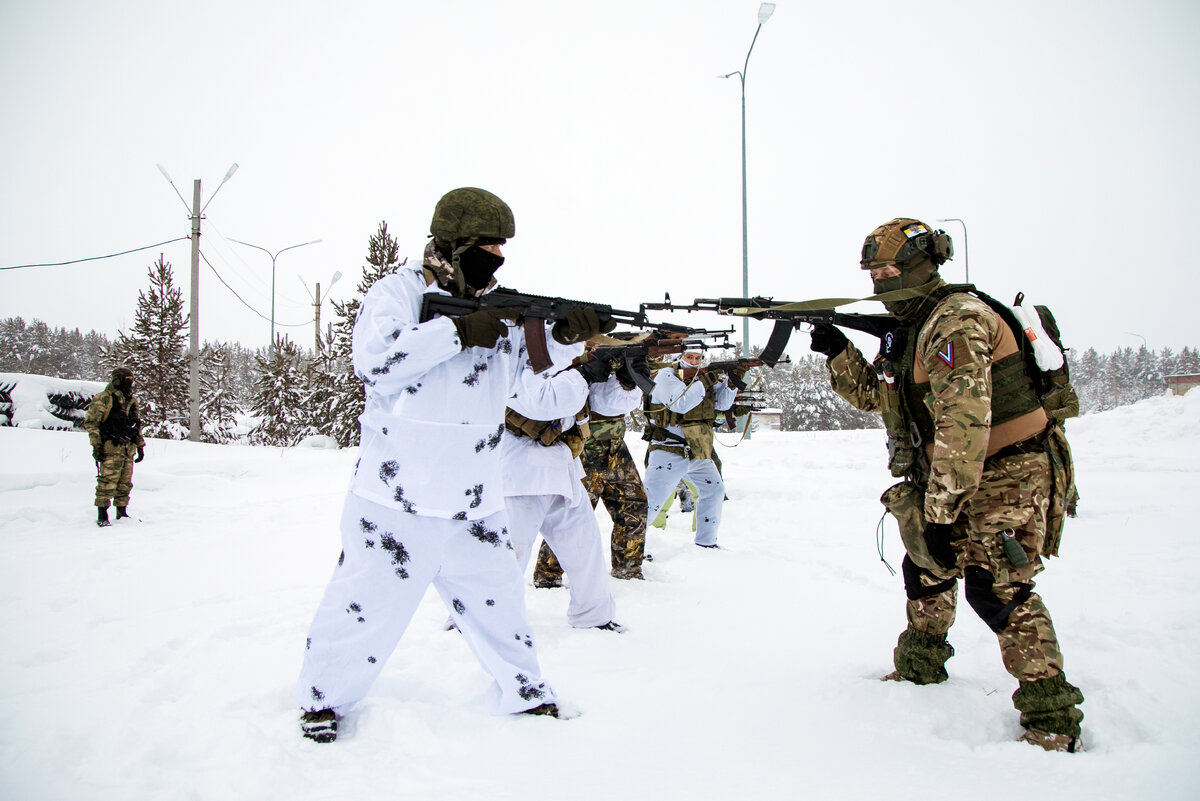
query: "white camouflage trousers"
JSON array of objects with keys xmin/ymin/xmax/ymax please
[
  {"xmin": 643, "ymin": 450, "xmax": 725, "ymax": 547},
  {"xmin": 295, "ymin": 494, "xmax": 555, "ymax": 715},
  {"xmin": 505, "ymin": 494, "xmax": 616, "ymax": 628}
]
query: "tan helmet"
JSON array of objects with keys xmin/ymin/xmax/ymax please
[{"xmin": 860, "ymin": 218, "xmax": 952, "ymax": 272}]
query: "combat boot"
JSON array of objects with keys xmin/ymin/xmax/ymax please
[
  {"xmin": 300, "ymin": 708, "xmax": 339, "ymax": 743},
  {"xmin": 610, "ymin": 564, "xmax": 644, "ymax": 580},
  {"xmin": 532, "ymin": 576, "xmax": 562, "ymax": 589},
  {"xmin": 97, "ymin": 507, "xmax": 111, "ymax": 528},
  {"xmin": 115, "ymin": 507, "xmax": 130, "ymax": 520},
  {"xmin": 520, "ymin": 702, "xmax": 559, "ymax": 718},
  {"xmin": 1019, "ymin": 728, "xmax": 1082, "ymax": 753}
]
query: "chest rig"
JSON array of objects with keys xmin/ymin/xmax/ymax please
[{"xmin": 874, "ymin": 284, "xmax": 1043, "ymax": 485}]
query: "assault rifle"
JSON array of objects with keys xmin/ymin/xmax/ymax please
[
  {"xmin": 640, "ymin": 294, "xmax": 898, "ymax": 366},
  {"xmin": 421, "ymin": 287, "xmax": 723, "ymax": 373},
  {"xmin": 578, "ymin": 330, "xmax": 734, "ymax": 394}
]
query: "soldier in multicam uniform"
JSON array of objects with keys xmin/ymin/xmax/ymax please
[
  {"xmin": 810, "ymin": 218, "xmax": 1085, "ymax": 752},
  {"xmin": 533, "ymin": 351, "xmax": 650, "ymax": 583},
  {"xmin": 84, "ymin": 366, "xmax": 145, "ymax": 527}
]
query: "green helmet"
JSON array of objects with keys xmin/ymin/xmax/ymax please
[
  {"xmin": 430, "ymin": 187, "xmax": 515, "ymax": 247},
  {"xmin": 111, "ymin": 366, "xmax": 133, "ymax": 383}
]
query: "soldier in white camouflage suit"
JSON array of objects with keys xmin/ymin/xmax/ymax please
[
  {"xmin": 811, "ymin": 218, "xmax": 1084, "ymax": 752},
  {"xmin": 294, "ymin": 188, "xmax": 609, "ymax": 742}
]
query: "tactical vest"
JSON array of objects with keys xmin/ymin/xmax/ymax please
[
  {"xmin": 99, "ymin": 390, "xmax": 141, "ymax": 445},
  {"xmin": 504, "ymin": 407, "xmax": 589, "ymax": 459},
  {"xmin": 877, "ymin": 284, "xmax": 1047, "ymax": 485},
  {"xmin": 644, "ymin": 369, "xmax": 719, "ymax": 461}
]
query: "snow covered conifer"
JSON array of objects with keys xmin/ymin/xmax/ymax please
[
  {"xmin": 107, "ymin": 255, "xmax": 190, "ymax": 439},
  {"xmin": 322, "ymin": 221, "xmax": 405, "ymax": 447},
  {"xmin": 249, "ymin": 336, "xmax": 309, "ymax": 447}
]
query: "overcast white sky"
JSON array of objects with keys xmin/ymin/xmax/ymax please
[{"xmin": 2, "ymin": 0, "xmax": 1197, "ymax": 358}]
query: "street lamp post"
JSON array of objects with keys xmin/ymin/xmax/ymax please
[
  {"xmin": 721, "ymin": 3, "xmax": 776, "ymax": 363},
  {"xmin": 157, "ymin": 162, "xmax": 239, "ymax": 442},
  {"xmin": 936, "ymin": 217, "xmax": 969, "ymax": 283},
  {"xmin": 229, "ymin": 238, "xmax": 323, "ymax": 354}
]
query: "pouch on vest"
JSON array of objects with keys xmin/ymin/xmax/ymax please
[
  {"xmin": 880, "ymin": 481, "xmax": 950, "ymax": 575},
  {"xmin": 1041, "ymin": 423, "xmax": 1075, "ymax": 557}
]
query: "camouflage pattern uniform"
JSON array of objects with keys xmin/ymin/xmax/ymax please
[
  {"xmin": 827, "ymin": 287, "xmax": 1084, "ymax": 742},
  {"xmin": 84, "ymin": 379, "xmax": 145, "ymax": 509},
  {"xmin": 534, "ymin": 411, "xmax": 649, "ymax": 582}
]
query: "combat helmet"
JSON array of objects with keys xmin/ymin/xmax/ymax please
[
  {"xmin": 860, "ymin": 218, "xmax": 953, "ymax": 318},
  {"xmin": 429, "ymin": 188, "xmax": 515, "ymax": 296}
]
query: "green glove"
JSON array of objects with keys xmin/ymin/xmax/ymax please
[
  {"xmin": 452, "ymin": 308, "xmax": 519, "ymax": 350},
  {"xmin": 551, "ymin": 307, "xmax": 616, "ymax": 345},
  {"xmin": 729, "ymin": 366, "xmax": 749, "ymax": 391},
  {"xmin": 92, "ymin": 443, "xmax": 104, "ymax": 462}
]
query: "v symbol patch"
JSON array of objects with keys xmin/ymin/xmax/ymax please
[{"xmin": 936, "ymin": 342, "xmax": 954, "ymax": 368}]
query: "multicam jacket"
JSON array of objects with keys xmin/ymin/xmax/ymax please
[
  {"xmin": 84, "ymin": 384, "xmax": 145, "ymax": 448},
  {"xmin": 829, "ymin": 290, "xmax": 1047, "ymax": 525}
]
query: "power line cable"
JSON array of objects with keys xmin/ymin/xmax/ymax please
[
  {"xmin": 198, "ymin": 249, "xmax": 314, "ymax": 328},
  {"xmin": 0, "ymin": 237, "xmax": 191, "ymax": 270}
]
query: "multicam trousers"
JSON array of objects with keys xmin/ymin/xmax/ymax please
[
  {"xmin": 534, "ymin": 437, "xmax": 648, "ymax": 583},
  {"xmin": 94, "ymin": 441, "xmax": 137, "ymax": 508},
  {"xmin": 900, "ymin": 451, "xmax": 1066, "ymax": 683}
]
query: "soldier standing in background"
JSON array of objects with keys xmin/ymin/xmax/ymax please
[
  {"xmin": 641, "ymin": 348, "xmax": 741, "ymax": 549},
  {"xmin": 810, "ymin": 217, "xmax": 1084, "ymax": 752},
  {"xmin": 84, "ymin": 366, "xmax": 145, "ymax": 527}
]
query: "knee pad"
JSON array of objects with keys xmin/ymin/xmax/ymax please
[
  {"xmin": 901, "ymin": 555, "xmax": 956, "ymax": 601},
  {"xmin": 964, "ymin": 566, "xmax": 1032, "ymax": 633}
]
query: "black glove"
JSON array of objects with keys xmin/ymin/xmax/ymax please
[
  {"xmin": 135, "ymin": 446, "xmax": 145, "ymax": 463},
  {"xmin": 574, "ymin": 355, "xmax": 613, "ymax": 385},
  {"xmin": 452, "ymin": 308, "xmax": 519, "ymax": 350},
  {"xmin": 922, "ymin": 522, "xmax": 958, "ymax": 571},
  {"xmin": 728, "ymin": 366, "xmax": 749, "ymax": 391},
  {"xmin": 614, "ymin": 353, "xmax": 650, "ymax": 391},
  {"xmin": 551, "ymin": 307, "xmax": 616, "ymax": 345},
  {"xmin": 92, "ymin": 443, "xmax": 104, "ymax": 462},
  {"xmin": 809, "ymin": 323, "xmax": 849, "ymax": 358}
]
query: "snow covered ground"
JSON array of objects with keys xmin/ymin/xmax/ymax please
[{"xmin": 2, "ymin": 390, "xmax": 1199, "ymax": 800}]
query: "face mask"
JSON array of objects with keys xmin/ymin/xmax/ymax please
[
  {"xmin": 457, "ymin": 246, "xmax": 505, "ymax": 294},
  {"xmin": 119, "ymin": 378, "xmax": 133, "ymax": 394}
]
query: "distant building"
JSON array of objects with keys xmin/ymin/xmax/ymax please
[
  {"xmin": 1166, "ymin": 374, "xmax": 1200, "ymax": 397},
  {"xmin": 753, "ymin": 408, "xmax": 783, "ymax": 432}
]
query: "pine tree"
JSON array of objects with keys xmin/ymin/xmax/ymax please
[
  {"xmin": 108, "ymin": 255, "xmax": 190, "ymax": 439},
  {"xmin": 200, "ymin": 341, "xmax": 240, "ymax": 444},
  {"xmin": 323, "ymin": 221, "xmax": 406, "ymax": 447},
  {"xmin": 249, "ymin": 335, "xmax": 309, "ymax": 446}
]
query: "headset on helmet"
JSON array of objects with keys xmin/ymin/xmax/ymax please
[{"xmin": 860, "ymin": 218, "xmax": 953, "ymax": 270}]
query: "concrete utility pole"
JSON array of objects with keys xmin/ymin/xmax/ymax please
[
  {"xmin": 301, "ymin": 270, "xmax": 341, "ymax": 353},
  {"xmin": 313, "ymin": 282, "xmax": 323, "ymax": 353},
  {"xmin": 188, "ymin": 180, "xmax": 201, "ymax": 442},
  {"xmin": 158, "ymin": 162, "xmax": 238, "ymax": 442}
]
